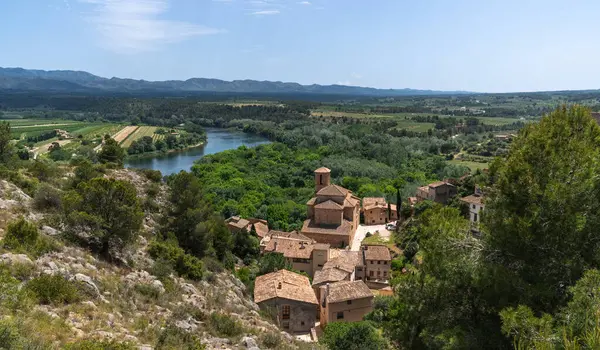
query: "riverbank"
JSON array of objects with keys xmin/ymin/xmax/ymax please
[{"xmin": 124, "ymin": 141, "xmax": 206, "ymax": 160}]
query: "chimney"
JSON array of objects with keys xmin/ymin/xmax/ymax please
[
  {"xmin": 299, "ymin": 241, "xmax": 306, "ymax": 249},
  {"xmin": 277, "ymin": 281, "xmax": 282, "ymax": 289},
  {"xmin": 274, "ymin": 241, "xmax": 278, "ymax": 251}
]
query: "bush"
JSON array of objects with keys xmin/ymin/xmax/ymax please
[
  {"xmin": 260, "ymin": 332, "xmax": 282, "ymax": 349},
  {"xmin": 146, "ymin": 183, "xmax": 161, "ymax": 198},
  {"xmin": 64, "ymin": 340, "xmax": 137, "ymax": 350},
  {"xmin": 155, "ymin": 324, "xmax": 206, "ymax": 350},
  {"xmin": 3, "ymin": 218, "xmax": 39, "ymax": 249},
  {"xmin": 148, "ymin": 240, "xmax": 204, "ymax": 280},
  {"xmin": 26, "ymin": 274, "xmax": 81, "ymax": 305},
  {"xmin": 140, "ymin": 169, "xmax": 163, "ymax": 183},
  {"xmin": 208, "ymin": 312, "xmax": 244, "ymax": 338},
  {"xmin": 134, "ymin": 283, "xmax": 161, "ymax": 300},
  {"xmin": 33, "ymin": 183, "xmax": 62, "ymax": 210},
  {"xmin": 0, "ymin": 266, "xmax": 35, "ymax": 311},
  {"xmin": 2, "ymin": 217, "xmax": 60, "ymax": 258}
]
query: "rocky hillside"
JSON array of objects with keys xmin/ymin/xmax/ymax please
[{"xmin": 0, "ymin": 169, "xmax": 317, "ymax": 350}]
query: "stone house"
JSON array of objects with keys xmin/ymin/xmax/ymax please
[
  {"xmin": 416, "ymin": 181, "xmax": 457, "ymax": 204},
  {"xmin": 362, "ymin": 245, "xmax": 391, "ymax": 285},
  {"xmin": 312, "ymin": 250, "xmax": 364, "ymax": 300},
  {"xmin": 254, "ymin": 270, "xmax": 318, "ymax": 333},
  {"xmin": 461, "ymin": 189, "xmax": 485, "ymax": 232},
  {"xmin": 362, "ymin": 197, "xmax": 398, "ymax": 225},
  {"xmin": 225, "ymin": 216, "xmax": 269, "ymax": 239},
  {"xmin": 262, "ymin": 234, "xmax": 330, "ymax": 278},
  {"xmin": 319, "ymin": 280, "xmax": 374, "ymax": 327},
  {"xmin": 301, "ymin": 167, "xmax": 361, "ymax": 247}
]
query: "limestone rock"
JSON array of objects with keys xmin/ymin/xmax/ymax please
[
  {"xmin": 71, "ymin": 273, "xmax": 101, "ymax": 298},
  {"xmin": 241, "ymin": 336, "xmax": 258, "ymax": 349},
  {"xmin": 0, "ymin": 253, "xmax": 34, "ymax": 266},
  {"xmin": 41, "ymin": 226, "xmax": 60, "ymax": 236}
]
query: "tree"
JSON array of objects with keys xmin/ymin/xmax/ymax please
[
  {"xmin": 98, "ymin": 135, "xmax": 125, "ymax": 165},
  {"xmin": 63, "ymin": 178, "xmax": 143, "ymax": 260},
  {"xmin": 396, "ymin": 188, "xmax": 401, "ymax": 221},
  {"xmin": 483, "ymin": 105, "xmax": 600, "ymax": 313},
  {"xmin": 321, "ymin": 322, "xmax": 388, "ymax": 350},
  {"xmin": 258, "ymin": 253, "xmax": 291, "ymax": 276},
  {"xmin": 233, "ymin": 228, "xmax": 260, "ymax": 264},
  {"xmin": 0, "ymin": 121, "xmax": 14, "ymax": 164}
]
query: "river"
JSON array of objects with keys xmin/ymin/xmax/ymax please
[{"xmin": 124, "ymin": 128, "xmax": 270, "ymax": 176}]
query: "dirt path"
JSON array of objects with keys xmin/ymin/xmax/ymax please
[{"xmin": 33, "ymin": 139, "xmax": 72, "ymax": 158}]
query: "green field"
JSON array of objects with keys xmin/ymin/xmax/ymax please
[
  {"xmin": 449, "ymin": 159, "xmax": 490, "ymax": 172},
  {"xmin": 120, "ymin": 126, "xmax": 162, "ymax": 148}
]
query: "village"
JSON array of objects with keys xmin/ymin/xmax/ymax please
[{"xmin": 225, "ymin": 167, "xmax": 485, "ymax": 341}]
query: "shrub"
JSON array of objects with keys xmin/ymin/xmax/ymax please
[
  {"xmin": 260, "ymin": 332, "xmax": 282, "ymax": 349},
  {"xmin": 140, "ymin": 169, "xmax": 163, "ymax": 183},
  {"xmin": 134, "ymin": 283, "xmax": 161, "ymax": 300},
  {"xmin": 3, "ymin": 218, "xmax": 39, "ymax": 249},
  {"xmin": 64, "ymin": 340, "xmax": 137, "ymax": 350},
  {"xmin": 208, "ymin": 312, "xmax": 243, "ymax": 337},
  {"xmin": 33, "ymin": 183, "xmax": 62, "ymax": 210},
  {"xmin": 0, "ymin": 266, "xmax": 35, "ymax": 311},
  {"xmin": 155, "ymin": 324, "xmax": 206, "ymax": 350},
  {"xmin": 26, "ymin": 275, "xmax": 81, "ymax": 305},
  {"xmin": 2, "ymin": 217, "xmax": 59, "ymax": 258},
  {"xmin": 146, "ymin": 183, "xmax": 161, "ymax": 198},
  {"xmin": 148, "ymin": 240, "xmax": 204, "ymax": 280}
]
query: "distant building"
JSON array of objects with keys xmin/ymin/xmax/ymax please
[
  {"xmin": 301, "ymin": 167, "xmax": 361, "ymax": 247},
  {"xmin": 416, "ymin": 181, "xmax": 457, "ymax": 204},
  {"xmin": 461, "ymin": 188, "xmax": 485, "ymax": 232},
  {"xmin": 225, "ymin": 216, "xmax": 269, "ymax": 238},
  {"xmin": 254, "ymin": 270, "xmax": 318, "ymax": 333},
  {"xmin": 362, "ymin": 197, "xmax": 398, "ymax": 225},
  {"xmin": 362, "ymin": 245, "xmax": 392, "ymax": 286},
  {"xmin": 319, "ymin": 280, "xmax": 374, "ymax": 327}
]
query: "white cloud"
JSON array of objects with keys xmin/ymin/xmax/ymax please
[
  {"xmin": 79, "ymin": 0, "xmax": 224, "ymax": 54},
  {"xmin": 351, "ymin": 72, "xmax": 362, "ymax": 79},
  {"xmin": 250, "ymin": 9, "xmax": 280, "ymax": 15},
  {"xmin": 297, "ymin": 1, "xmax": 311, "ymax": 5}
]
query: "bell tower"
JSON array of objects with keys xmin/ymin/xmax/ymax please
[{"xmin": 314, "ymin": 167, "xmax": 331, "ymax": 193}]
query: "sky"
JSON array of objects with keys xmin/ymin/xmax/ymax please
[{"xmin": 0, "ymin": 0, "xmax": 599, "ymax": 93}]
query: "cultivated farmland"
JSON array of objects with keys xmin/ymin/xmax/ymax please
[
  {"xmin": 120, "ymin": 126, "xmax": 163, "ymax": 148},
  {"xmin": 112, "ymin": 126, "xmax": 139, "ymax": 144}
]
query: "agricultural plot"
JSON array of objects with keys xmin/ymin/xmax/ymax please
[
  {"xmin": 112, "ymin": 126, "xmax": 139, "ymax": 145},
  {"xmin": 120, "ymin": 126, "xmax": 160, "ymax": 148}
]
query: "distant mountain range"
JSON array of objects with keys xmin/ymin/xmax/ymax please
[{"xmin": 0, "ymin": 67, "xmax": 471, "ymax": 97}]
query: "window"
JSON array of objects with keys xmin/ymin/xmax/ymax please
[
  {"xmin": 282, "ymin": 305, "xmax": 290, "ymax": 320},
  {"xmin": 301, "ymin": 321, "xmax": 305, "ymax": 326},
  {"xmin": 347, "ymin": 300, "xmax": 352, "ymax": 305},
  {"xmin": 318, "ymin": 264, "xmax": 323, "ymax": 268},
  {"xmin": 370, "ymin": 261, "xmax": 374, "ymax": 264},
  {"xmin": 337, "ymin": 312, "xmax": 344, "ymax": 320},
  {"xmin": 377, "ymin": 271, "xmax": 381, "ymax": 276},
  {"xmin": 474, "ymin": 213, "xmax": 478, "ymax": 222},
  {"xmin": 378, "ymin": 261, "xmax": 381, "ymax": 264},
  {"xmin": 383, "ymin": 271, "xmax": 387, "ymax": 277},
  {"xmin": 370, "ymin": 271, "xmax": 374, "ymax": 277},
  {"xmin": 357, "ymin": 267, "xmax": 362, "ymax": 271},
  {"xmin": 472, "ymin": 204, "xmax": 476, "ymax": 209},
  {"xmin": 383, "ymin": 261, "xmax": 387, "ymax": 265}
]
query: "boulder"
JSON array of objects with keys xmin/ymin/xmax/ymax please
[
  {"xmin": 0, "ymin": 253, "xmax": 34, "ymax": 266},
  {"xmin": 241, "ymin": 336, "xmax": 259, "ymax": 349},
  {"xmin": 41, "ymin": 226, "xmax": 60, "ymax": 236},
  {"xmin": 71, "ymin": 273, "xmax": 101, "ymax": 298}
]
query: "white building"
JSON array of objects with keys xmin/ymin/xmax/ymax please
[{"xmin": 461, "ymin": 191, "xmax": 485, "ymax": 232}]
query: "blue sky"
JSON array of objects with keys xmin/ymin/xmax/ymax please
[{"xmin": 0, "ymin": 0, "xmax": 599, "ymax": 92}]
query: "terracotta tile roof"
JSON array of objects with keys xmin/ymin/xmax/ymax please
[
  {"xmin": 267, "ymin": 230, "xmax": 312, "ymax": 241},
  {"xmin": 314, "ymin": 167, "xmax": 331, "ymax": 173},
  {"xmin": 429, "ymin": 181, "xmax": 449, "ymax": 188},
  {"xmin": 325, "ymin": 280, "xmax": 373, "ymax": 303},
  {"xmin": 301, "ymin": 219, "xmax": 353, "ymax": 237},
  {"xmin": 363, "ymin": 245, "xmax": 391, "ymax": 261},
  {"xmin": 362, "ymin": 197, "xmax": 387, "ymax": 211},
  {"xmin": 461, "ymin": 195, "xmax": 484, "ymax": 205},
  {"xmin": 250, "ymin": 222, "xmax": 269, "ymax": 239},
  {"xmin": 314, "ymin": 200, "xmax": 344, "ymax": 210},
  {"xmin": 317, "ymin": 185, "xmax": 349, "ymax": 197},
  {"xmin": 254, "ymin": 270, "xmax": 318, "ymax": 305},
  {"xmin": 314, "ymin": 243, "xmax": 331, "ymax": 250},
  {"xmin": 323, "ymin": 251, "xmax": 362, "ymax": 273},
  {"xmin": 306, "ymin": 197, "xmax": 317, "ymax": 206},
  {"xmin": 344, "ymin": 196, "xmax": 360, "ymax": 208},
  {"xmin": 313, "ymin": 268, "xmax": 349, "ymax": 286},
  {"xmin": 264, "ymin": 238, "xmax": 314, "ymax": 259},
  {"xmin": 226, "ymin": 216, "xmax": 250, "ymax": 229}
]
